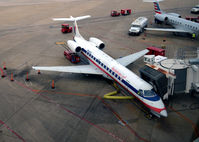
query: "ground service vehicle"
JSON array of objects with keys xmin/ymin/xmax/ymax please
[
  {"xmin": 128, "ymin": 17, "xmax": 148, "ymax": 36},
  {"xmin": 185, "ymin": 16, "xmax": 199, "ymax": 23},
  {"xmin": 61, "ymin": 24, "xmax": 72, "ymax": 33},
  {"xmin": 111, "ymin": 10, "xmax": 120, "ymax": 17},
  {"xmin": 64, "ymin": 50, "xmax": 80, "ymax": 63},
  {"xmin": 121, "ymin": 9, "xmax": 131, "ymax": 16},
  {"xmin": 146, "ymin": 46, "xmax": 165, "ymax": 56},
  {"xmin": 191, "ymin": 5, "xmax": 199, "ymax": 14}
]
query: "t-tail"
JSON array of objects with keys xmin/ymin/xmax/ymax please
[
  {"xmin": 52, "ymin": 15, "xmax": 91, "ymax": 38},
  {"xmin": 143, "ymin": 0, "xmax": 164, "ymax": 14}
]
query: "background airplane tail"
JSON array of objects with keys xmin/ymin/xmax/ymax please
[
  {"xmin": 53, "ymin": 15, "xmax": 91, "ymax": 38},
  {"xmin": 143, "ymin": 0, "xmax": 164, "ymax": 14}
]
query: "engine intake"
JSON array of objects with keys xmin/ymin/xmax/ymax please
[
  {"xmin": 89, "ymin": 37, "xmax": 105, "ymax": 49},
  {"xmin": 67, "ymin": 40, "xmax": 81, "ymax": 53},
  {"xmin": 155, "ymin": 14, "xmax": 168, "ymax": 22}
]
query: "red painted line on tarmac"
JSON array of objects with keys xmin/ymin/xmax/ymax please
[
  {"xmin": 98, "ymin": 97, "xmax": 150, "ymax": 142},
  {"xmin": 35, "ymin": 91, "xmax": 124, "ymax": 142},
  {"xmin": 12, "ymin": 80, "xmax": 125, "ymax": 142},
  {"xmin": 0, "ymin": 120, "xmax": 26, "ymax": 142},
  {"xmin": 168, "ymin": 106, "xmax": 199, "ymax": 137},
  {"xmin": 33, "ymin": 90, "xmax": 97, "ymax": 97},
  {"xmin": 1, "ymin": 67, "xmax": 148, "ymax": 141}
]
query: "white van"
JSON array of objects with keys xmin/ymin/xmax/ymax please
[{"xmin": 128, "ymin": 17, "xmax": 148, "ymax": 36}]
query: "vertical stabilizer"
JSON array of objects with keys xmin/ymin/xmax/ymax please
[{"xmin": 143, "ymin": 0, "xmax": 164, "ymax": 14}]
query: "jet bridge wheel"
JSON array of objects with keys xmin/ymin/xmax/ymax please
[{"xmin": 144, "ymin": 113, "xmax": 153, "ymax": 120}]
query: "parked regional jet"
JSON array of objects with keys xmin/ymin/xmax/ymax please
[
  {"xmin": 32, "ymin": 15, "xmax": 167, "ymax": 117},
  {"xmin": 144, "ymin": 0, "xmax": 199, "ymax": 36}
]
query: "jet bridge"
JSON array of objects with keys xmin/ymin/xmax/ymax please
[{"xmin": 140, "ymin": 57, "xmax": 199, "ymax": 100}]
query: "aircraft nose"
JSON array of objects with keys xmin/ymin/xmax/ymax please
[{"xmin": 160, "ymin": 110, "xmax": 168, "ymax": 117}]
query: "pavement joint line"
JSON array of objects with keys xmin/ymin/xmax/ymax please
[
  {"xmin": 168, "ymin": 106, "xmax": 199, "ymax": 137},
  {"xmin": 0, "ymin": 67, "xmax": 177, "ymax": 142},
  {"xmin": 10, "ymin": 78, "xmax": 125, "ymax": 142},
  {"xmin": 98, "ymin": 97, "xmax": 150, "ymax": 142},
  {"xmin": 0, "ymin": 120, "xmax": 26, "ymax": 142},
  {"xmin": 3, "ymin": 71, "xmax": 150, "ymax": 142},
  {"xmin": 30, "ymin": 89, "xmax": 150, "ymax": 141},
  {"xmin": 35, "ymin": 90, "xmax": 125, "ymax": 142},
  {"xmin": 8, "ymin": 74, "xmax": 149, "ymax": 142}
]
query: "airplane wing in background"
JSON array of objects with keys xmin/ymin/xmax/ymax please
[
  {"xmin": 32, "ymin": 65, "xmax": 103, "ymax": 75},
  {"xmin": 144, "ymin": 28, "xmax": 188, "ymax": 33},
  {"xmin": 116, "ymin": 49, "xmax": 149, "ymax": 67}
]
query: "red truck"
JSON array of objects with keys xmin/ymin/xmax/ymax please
[
  {"xmin": 121, "ymin": 9, "xmax": 131, "ymax": 16},
  {"xmin": 111, "ymin": 10, "xmax": 120, "ymax": 17},
  {"xmin": 61, "ymin": 24, "xmax": 72, "ymax": 33},
  {"xmin": 64, "ymin": 50, "xmax": 80, "ymax": 63},
  {"xmin": 146, "ymin": 46, "xmax": 165, "ymax": 56},
  {"xmin": 185, "ymin": 16, "xmax": 199, "ymax": 23}
]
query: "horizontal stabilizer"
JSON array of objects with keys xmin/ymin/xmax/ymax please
[
  {"xmin": 145, "ymin": 28, "xmax": 188, "ymax": 33},
  {"xmin": 32, "ymin": 65, "xmax": 103, "ymax": 75},
  {"xmin": 52, "ymin": 15, "xmax": 91, "ymax": 22}
]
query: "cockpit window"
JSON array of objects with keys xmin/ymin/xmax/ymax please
[
  {"xmin": 143, "ymin": 90, "xmax": 156, "ymax": 97},
  {"xmin": 138, "ymin": 89, "xmax": 156, "ymax": 97}
]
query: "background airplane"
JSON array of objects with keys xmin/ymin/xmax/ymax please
[
  {"xmin": 32, "ymin": 15, "xmax": 167, "ymax": 117},
  {"xmin": 144, "ymin": 0, "xmax": 199, "ymax": 37}
]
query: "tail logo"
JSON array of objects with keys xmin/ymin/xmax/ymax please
[{"xmin": 154, "ymin": 2, "xmax": 162, "ymax": 14}]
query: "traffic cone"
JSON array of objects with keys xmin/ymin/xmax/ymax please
[
  {"xmin": 3, "ymin": 62, "xmax": 6, "ymax": 70},
  {"xmin": 51, "ymin": 80, "xmax": 55, "ymax": 89},
  {"xmin": 38, "ymin": 70, "xmax": 41, "ymax": 74},
  {"xmin": 26, "ymin": 72, "xmax": 29, "ymax": 81},
  {"xmin": 1, "ymin": 70, "xmax": 5, "ymax": 78},
  {"xmin": 10, "ymin": 73, "xmax": 14, "ymax": 81}
]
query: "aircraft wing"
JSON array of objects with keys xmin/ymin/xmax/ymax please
[
  {"xmin": 32, "ymin": 65, "xmax": 103, "ymax": 75},
  {"xmin": 145, "ymin": 28, "xmax": 188, "ymax": 33},
  {"xmin": 116, "ymin": 49, "xmax": 149, "ymax": 67}
]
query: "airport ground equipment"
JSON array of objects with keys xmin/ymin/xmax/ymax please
[
  {"xmin": 110, "ymin": 10, "xmax": 120, "ymax": 17},
  {"xmin": 185, "ymin": 16, "xmax": 199, "ymax": 23},
  {"xmin": 140, "ymin": 58, "xmax": 199, "ymax": 100},
  {"xmin": 191, "ymin": 5, "xmax": 199, "ymax": 14},
  {"xmin": 61, "ymin": 24, "xmax": 72, "ymax": 33},
  {"xmin": 121, "ymin": 9, "xmax": 131, "ymax": 16},
  {"xmin": 56, "ymin": 42, "xmax": 80, "ymax": 63},
  {"xmin": 146, "ymin": 46, "xmax": 165, "ymax": 56},
  {"xmin": 128, "ymin": 17, "xmax": 148, "ymax": 36}
]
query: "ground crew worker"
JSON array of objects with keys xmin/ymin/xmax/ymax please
[{"xmin": 192, "ymin": 33, "xmax": 196, "ymax": 40}]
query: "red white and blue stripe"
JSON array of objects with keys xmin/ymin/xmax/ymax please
[{"xmin": 154, "ymin": 2, "xmax": 162, "ymax": 14}]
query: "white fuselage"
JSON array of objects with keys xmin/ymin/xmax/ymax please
[
  {"xmin": 155, "ymin": 13, "xmax": 199, "ymax": 34},
  {"xmin": 74, "ymin": 36, "xmax": 166, "ymax": 116}
]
